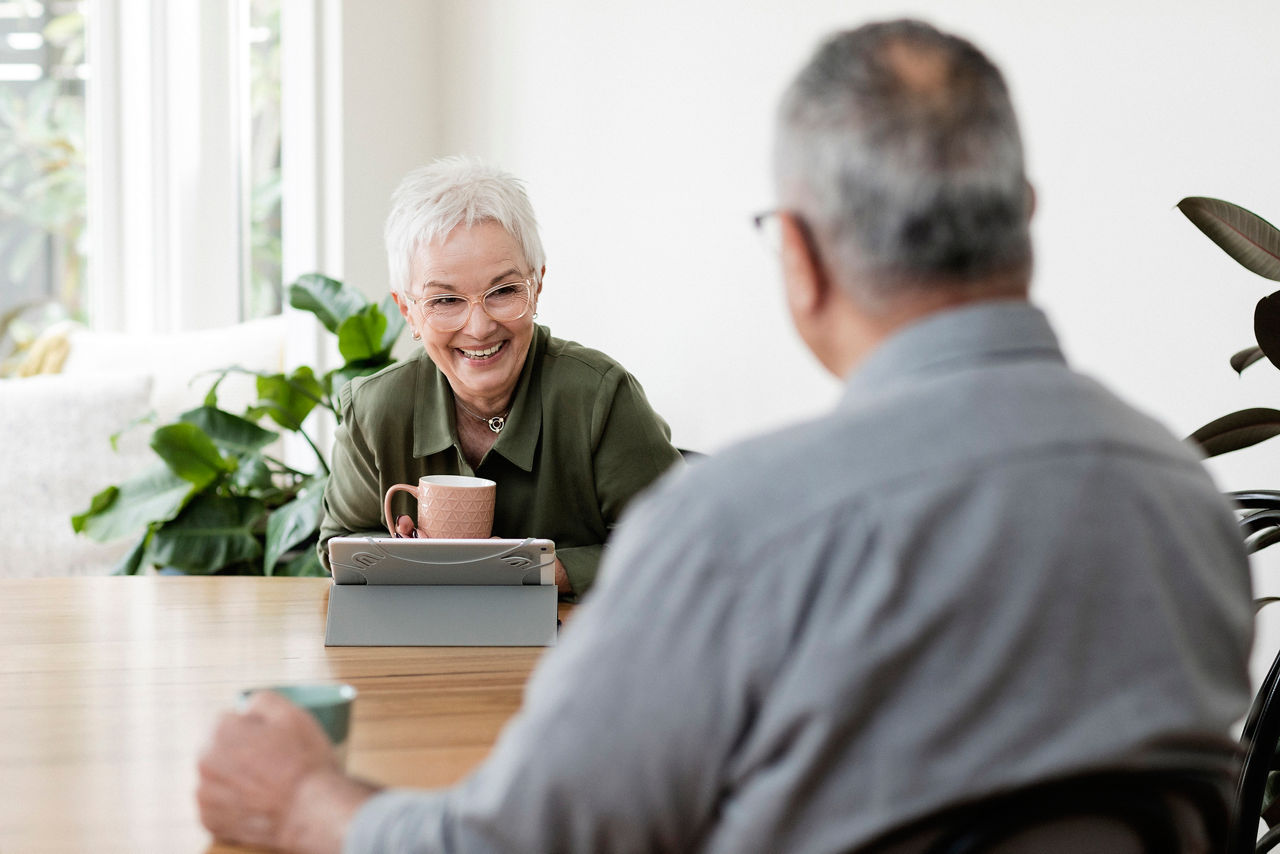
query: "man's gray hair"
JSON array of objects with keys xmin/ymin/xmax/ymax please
[
  {"xmin": 775, "ymin": 19, "xmax": 1032, "ymax": 299},
  {"xmin": 384, "ymin": 156, "xmax": 546, "ymax": 297}
]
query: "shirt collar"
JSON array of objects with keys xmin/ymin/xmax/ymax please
[
  {"xmin": 842, "ymin": 300, "xmax": 1065, "ymax": 404},
  {"xmin": 411, "ymin": 325, "xmax": 546, "ymax": 472}
]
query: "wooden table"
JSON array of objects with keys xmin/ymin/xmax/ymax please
[{"xmin": 0, "ymin": 576, "xmax": 563, "ymax": 853}]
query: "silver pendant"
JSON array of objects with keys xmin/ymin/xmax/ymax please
[{"xmin": 488, "ymin": 416, "xmax": 505, "ymax": 433}]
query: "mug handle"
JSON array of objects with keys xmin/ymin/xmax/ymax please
[{"xmin": 383, "ymin": 483, "xmax": 419, "ymax": 537}]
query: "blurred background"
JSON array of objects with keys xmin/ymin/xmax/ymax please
[{"xmin": 4, "ymin": 0, "xmax": 1280, "ymax": 606}]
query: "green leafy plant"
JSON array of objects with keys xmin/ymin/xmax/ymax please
[{"xmin": 71, "ymin": 273, "xmax": 405, "ymax": 576}]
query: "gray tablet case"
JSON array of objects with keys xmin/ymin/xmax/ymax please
[{"xmin": 324, "ymin": 537, "xmax": 559, "ymax": 647}]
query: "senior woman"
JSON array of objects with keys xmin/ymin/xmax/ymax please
[{"xmin": 318, "ymin": 157, "xmax": 683, "ymax": 598}]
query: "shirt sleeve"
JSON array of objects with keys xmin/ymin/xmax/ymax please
[
  {"xmin": 317, "ymin": 382, "xmax": 389, "ymax": 571},
  {"xmin": 562, "ymin": 367, "xmax": 683, "ymax": 597},
  {"xmin": 341, "ymin": 473, "xmax": 772, "ymax": 854}
]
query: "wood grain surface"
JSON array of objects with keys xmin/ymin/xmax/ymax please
[{"xmin": 0, "ymin": 576, "xmax": 562, "ymax": 853}]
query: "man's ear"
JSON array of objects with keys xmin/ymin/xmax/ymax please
[{"xmin": 780, "ymin": 212, "xmax": 830, "ymax": 316}]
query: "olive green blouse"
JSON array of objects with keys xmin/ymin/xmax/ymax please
[{"xmin": 318, "ymin": 325, "xmax": 683, "ymax": 598}]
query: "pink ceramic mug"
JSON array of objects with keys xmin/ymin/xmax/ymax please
[{"xmin": 383, "ymin": 475, "xmax": 496, "ymax": 538}]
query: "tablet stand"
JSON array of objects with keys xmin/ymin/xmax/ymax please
[{"xmin": 324, "ymin": 583, "xmax": 559, "ymax": 646}]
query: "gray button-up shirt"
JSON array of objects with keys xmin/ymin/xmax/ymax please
[{"xmin": 345, "ymin": 301, "xmax": 1253, "ymax": 853}]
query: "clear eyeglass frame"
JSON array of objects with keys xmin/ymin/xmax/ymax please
[
  {"xmin": 752, "ymin": 209, "xmax": 784, "ymax": 256},
  {"xmin": 404, "ymin": 277, "xmax": 535, "ymax": 332}
]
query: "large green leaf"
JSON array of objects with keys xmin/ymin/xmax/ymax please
[
  {"xmin": 72, "ymin": 465, "xmax": 194, "ymax": 542},
  {"xmin": 288, "ymin": 273, "xmax": 369, "ymax": 334},
  {"xmin": 179, "ymin": 405, "xmax": 278, "ymax": 455},
  {"xmin": 337, "ymin": 304, "xmax": 388, "ymax": 364},
  {"xmin": 112, "ymin": 531, "xmax": 151, "ymax": 576},
  {"xmin": 71, "ymin": 484, "xmax": 118, "ymax": 533},
  {"xmin": 276, "ymin": 548, "xmax": 326, "ymax": 577},
  {"xmin": 328, "ymin": 358, "xmax": 397, "ymax": 404},
  {"xmin": 147, "ymin": 493, "xmax": 264, "ymax": 573},
  {"xmin": 379, "ymin": 294, "xmax": 407, "ymax": 352},
  {"xmin": 230, "ymin": 454, "xmax": 276, "ymax": 494},
  {"xmin": 253, "ymin": 366, "xmax": 325, "ymax": 431},
  {"xmin": 151, "ymin": 422, "xmax": 235, "ymax": 486},
  {"xmin": 1177, "ymin": 197, "xmax": 1280, "ymax": 281},
  {"xmin": 264, "ymin": 478, "xmax": 326, "ymax": 575},
  {"xmin": 1187, "ymin": 408, "xmax": 1280, "ymax": 458}
]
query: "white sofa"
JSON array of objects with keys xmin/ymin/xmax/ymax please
[{"xmin": 0, "ymin": 315, "xmax": 291, "ymax": 577}]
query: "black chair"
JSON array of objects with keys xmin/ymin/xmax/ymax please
[
  {"xmin": 1234, "ymin": 645, "xmax": 1280, "ymax": 854},
  {"xmin": 1223, "ymin": 490, "xmax": 1280, "ymax": 853},
  {"xmin": 859, "ymin": 768, "xmax": 1232, "ymax": 854}
]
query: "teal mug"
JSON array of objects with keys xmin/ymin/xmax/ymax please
[{"xmin": 238, "ymin": 683, "xmax": 357, "ymax": 767}]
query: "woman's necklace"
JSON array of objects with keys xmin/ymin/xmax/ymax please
[{"xmin": 455, "ymin": 397, "xmax": 510, "ymax": 434}]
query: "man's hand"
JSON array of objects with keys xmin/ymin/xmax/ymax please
[{"xmin": 197, "ymin": 691, "xmax": 377, "ymax": 854}]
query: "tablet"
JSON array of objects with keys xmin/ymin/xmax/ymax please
[{"xmin": 327, "ymin": 536, "xmax": 556, "ymax": 586}]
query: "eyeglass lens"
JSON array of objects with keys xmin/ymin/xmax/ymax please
[{"xmin": 420, "ymin": 282, "xmax": 531, "ymax": 331}]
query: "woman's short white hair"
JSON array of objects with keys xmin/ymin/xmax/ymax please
[{"xmin": 384, "ymin": 156, "xmax": 546, "ymax": 297}]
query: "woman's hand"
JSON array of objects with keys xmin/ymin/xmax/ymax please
[{"xmin": 395, "ymin": 515, "xmax": 420, "ymax": 538}]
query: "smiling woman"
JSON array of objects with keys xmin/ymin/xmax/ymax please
[{"xmin": 318, "ymin": 157, "xmax": 685, "ymax": 599}]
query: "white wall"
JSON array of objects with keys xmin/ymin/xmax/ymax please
[
  {"xmin": 393, "ymin": 0, "xmax": 1280, "ymax": 471},
  {"xmin": 331, "ymin": 0, "xmax": 1280, "ymax": 677}
]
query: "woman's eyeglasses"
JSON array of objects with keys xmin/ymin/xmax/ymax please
[{"xmin": 404, "ymin": 278, "xmax": 535, "ymax": 333}]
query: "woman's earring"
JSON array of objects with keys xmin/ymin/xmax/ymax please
[{"xmin": 411, "ymin": 328, "xmax": 422, "ymax": 341}]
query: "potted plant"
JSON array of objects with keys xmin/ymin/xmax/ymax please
[
  {"xmin": 70, "ymin": 273, "xmax": 404, "ymax": 576},
  {"xmin": 1177, "ymin": 195, "xmax": 1280, "ymax": 852},
  {"xmin": 1175, "ymin": 197, "xmax": 1280, "ymax": 550}
]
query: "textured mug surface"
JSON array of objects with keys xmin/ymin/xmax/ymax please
[
  {"xmin": 238, "ymin": 683, "xmax": 357, "ymax": 767},
  {"xmin": 384, "ymin": 475, "xmax": 496, "ymax": 538}
]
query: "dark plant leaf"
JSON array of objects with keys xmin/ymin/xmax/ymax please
[
  {"xmin": 288, "ymin": 273, "xmax": 369, "ymax": 335},
  {"xmin": 264, "ymin": 478, "xmax": 326, "ymax": 575},
  {"xmin": 1240, "ymin": 508, "xmax": 1280, "ymax": 535},
  {"xmin": 1187, "ymin": 408, "xmax": 1280, "ymax": 457},
  {"xmin": 1247, "ymin": 528, "xmax": 1280, "ymax": 555},
  {"xmin": 1229, "ymin": 490, "xmax": 1280, "ymax": 509},
  {"xmin": 151, "ymin": 422, "xmax": 235, "ymax": 486},
  {"xmin": 1265, "ymin": 769, "xmax": 1280, "ymax": 825},
  {"xmin": 73, "ymin": 465, "xmax": 194, "ymax": 542},
  {"xmin": 253, "ymin": 366, "xmax": 325, "ymax": 431},
  {"xmin": 1231, "ymin": 346, "xmax": 1267, "ymax": 374},
  {"xmin": 179, "ymin": 405, "xmax": 278, "ymax": 455},
  {"xmin": 337, "ymin": 304, "xmax": 388, "ymax": 364},
  {"xmin": 1258, "ymin": 292, "xmax": 1280, "ymax": 371},
  {"xmin": 1177, "ymin": 197, "xmax": 1280, "ymax": 281},
  {"xmin": 147, "ymin": 493, "xmax": 264, "ymax": 573}
]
